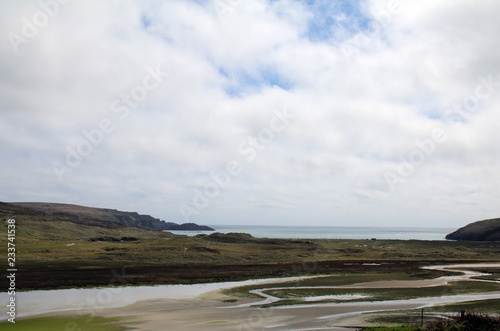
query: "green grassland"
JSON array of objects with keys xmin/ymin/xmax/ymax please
[
  {"xmin": 259, "ymin": 281, "xmax": 500, "ymax": 307},
  {"xmin": 0, "ymin": 315, "xmax": 133, "ymax": 331},
  {"xmin": 3, "ymin": 216, "xmax": 500, "ymax": 268},
  {"xmin": 367, "ymin": 303, "xmax": 500, "ymax": 330},
  {"xmin": 2, "ymin": 210, "xmax": 500, "ymax": 292},
  {"xmin": 368, "ymin": 298, "xmax": 500, "ymax": 324},
  {"xmin": 219, "ymin": 277, "xmax": 500, "ymax": 308},
  {"xmin": 424, "ymin": 298, "xmax": 500, "ymax": 314},
  {"xmin": 222, "ymin": 270, "xmax": 456, "ymax": 298}
]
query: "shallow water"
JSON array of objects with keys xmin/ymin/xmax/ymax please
[
  {"xmin": 234, "ymin": 263, "xmax": 500, "ymax": 308},
  {"xmin": 3, "ymin": 263, "xmax": 500, "ymax": 322},
  {"xmin": 0, "ymin": 275, "xmax": 317, "ymax": 319}
]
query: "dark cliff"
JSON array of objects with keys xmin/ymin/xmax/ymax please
[
  {"xmin": 6, "ymin": 202, "xmax": 214, "ymax": 231},
  {"xmin": 446, "ymin": 218, "xmax": 500, "ymax": 241}
]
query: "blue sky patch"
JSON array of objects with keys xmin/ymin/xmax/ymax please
[
  {"xmin": 140, "ymin": 14, "xmax": 152, "ymax": 29},
  {"xmin": 300, "ymin": 0, "xmax": 372, "ymax": 42},
  {"xmin": 219, "ymin": 66, "xmax": 293, "ymax": 97}
]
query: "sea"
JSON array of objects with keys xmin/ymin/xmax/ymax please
[{"xmin": 166, "ymin": 225, "xmax": 455, "ymax": 241}]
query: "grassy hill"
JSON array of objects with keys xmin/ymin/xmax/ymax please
[
  {"xmin": 5, "ymin": 202, "xmax": 213, "ymax": 231},
  {"xmin": 446, "ymin": 218, "xmax": 500, "ymax": 241}
]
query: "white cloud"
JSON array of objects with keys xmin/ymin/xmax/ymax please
[{"xmin": 1, "ymin": 0, "xmax": 499, "ymax": 228}]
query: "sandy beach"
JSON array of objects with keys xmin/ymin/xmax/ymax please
[{"xmin": 71, "ymin": 291, "xmax": 500, "ymax": 330}]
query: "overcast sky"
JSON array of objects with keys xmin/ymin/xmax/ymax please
[{"xmin": 1, "ymin": 0, "xmax": 499, "ymax": 228}]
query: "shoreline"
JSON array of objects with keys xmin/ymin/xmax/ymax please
[{"xmin": 167, "ymin": 225, "xmax": 455, "ymax": 241}]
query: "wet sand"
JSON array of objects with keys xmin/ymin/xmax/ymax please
[
  {"xmin": 9, "ymin": 263, "xmax": 500, "ymax": 330},
  {"xmin": 90, "ymin": 291, "xmax": 500, "ymax": 330}
]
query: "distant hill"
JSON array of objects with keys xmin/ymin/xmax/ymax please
[
  {"xmin": 446, "ymin": 218, "xmax": 500, "ymax": 241},
  {"xmin": 3, "ymin": 202, "xmax": 214, "ymax": 231}
]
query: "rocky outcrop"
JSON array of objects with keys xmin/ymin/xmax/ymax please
[
  {"xmin": 446, "ymin": 218, "xmax": 500, "ymax": 241},
  {"xmin": 163, "ymin": 222, "xmax": 214, "ymax": 231}
]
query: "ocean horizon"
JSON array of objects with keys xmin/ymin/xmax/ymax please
[{"xmin": 167, "ymin": 225, "xmax": 456, "ymax": 241}]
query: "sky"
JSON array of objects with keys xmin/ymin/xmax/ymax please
[{"xmin": 1, "ymin": 0, "xmax": 499, "ymax": 228}]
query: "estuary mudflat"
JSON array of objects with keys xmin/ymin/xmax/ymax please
[{"xmin": 4, "ymin": 263, "xmax": 500, "ymax": 330}]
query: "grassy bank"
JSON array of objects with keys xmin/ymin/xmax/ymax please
[
  {"xmin": 3, "ymin": 219, "xmax": 500, "ymax": 268},
  {"xmin": 365, "ymin": 311, "xmax": 500, "ymax": 330},
  {"xmin": 260, "ymin": 280, "xmax": 500, "ymax": 305},
  {"xmin": 0, "ymin": 315, "xmax": 133, "ymax": 331},
  {"xmin": 2, "ymin": 215, "xmax": 500, "ymax": 290}
]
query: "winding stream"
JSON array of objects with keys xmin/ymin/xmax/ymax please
[
  {"xmin": 226, "ymin": 263, "xmax": 500, "ymax": 330},
  {"xmin": 2, "ymin": 262, "xmax": 500, "ymax": 327},
  {"xmin": 227, "ymin": 263, "xmax": 500, "ymax": 308}
]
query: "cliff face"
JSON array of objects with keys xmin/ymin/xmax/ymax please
[
  {"xmin": 446, "ymin": 218, "xmax": 500, "ymax": 241},
  {"xmin": 7, "ymin": 202, "xmax": 214, "ymax": 231}
]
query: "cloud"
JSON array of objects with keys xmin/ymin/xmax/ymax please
[{"xmin": 1, "ymin": 0, "xmax": 499, "ymax": 227}]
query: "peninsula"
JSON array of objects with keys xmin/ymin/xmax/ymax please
[
  {"xmin": 446, "ymin": 217, "xmax": 500, "ymax": 241},
  {"xmin": 3, "ymin": 202, "xmax": 214, "ymax": 231}
]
